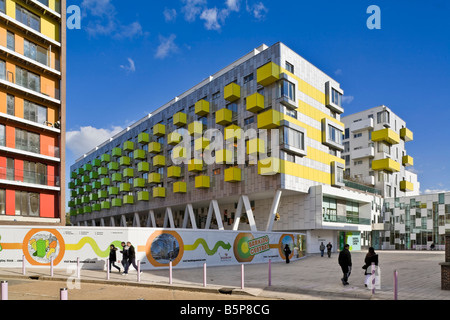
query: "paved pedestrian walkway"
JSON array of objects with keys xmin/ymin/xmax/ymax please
[{"xmin": 1, "ymin": 250, "xmax": 449, "ymax": 300}]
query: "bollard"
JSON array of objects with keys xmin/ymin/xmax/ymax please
[
  {"xmin": 371, "ymin": 262, "xmax": 376, "ymax": 294},
  {"xmin": 22, "ymin": 255, "xmax": 26, "ymax": 276},
  {"xmin": 1, "ymin": 281, "xmax": 8, "ymax": 300},
  {"xmin": 394, "ymin": 270, "xmax": 398, "ymax": 300},
  {"xmin": 77, "ymin": 257, "xmax": 80, "ymax": 279},
  {"xmin": 203, "ymin": 263, "xmax": 207, "ymax": 288},
  {"xmin": 106, "ymin": 258, "xmax": 110, "ymax": 280},
  {"xmin": 60, "ymin": 288, "xmax": 68, "ymax": 300},
  {"xmin": 137, "ymin": 260, "xmax": 141, "ymax": 283},
  {"xmin": 50, "ymin": 256, "xmax": 54, "ymax": 277},
  {"xmin": 268, "ymin": 259, "xmax": 272, "ymax": 287},
  {"xmin": 241, "ymin": 264, "xmax": 245, "ymax": 290},
  {"xmin": 169, "ymin": 261, "xmax": 173, "ymax": 285}
]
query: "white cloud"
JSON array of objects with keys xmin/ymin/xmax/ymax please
[
  {"xmin": 120, "ymin": 58, "xmax": 136, "ymax": 73},
  {"xmin": 66, "ymin": 126, "xmax": 124, "ymax": 159},
  {"xmin": 423, "ymin": 189, "xmax": 450, "ymax": 195},
  {"xmin": 334, "ymin": 69, "xmax": 343, "ymax": 76},
  {"xmin": 226, "ymin": 0, "xmax": 241, "ymax": 12},
  {"xmin": 200, "ymin": 8, "xmax": 221, "ymax": 31},
  {"xmin": 115, "ymin": 21, "xmax": 144, "ymax": 39},
  {"xmin": 246, "ymin": 1, "xmax": 268, "ymax": 20},
  {"xmin": 155, "ymin": 34, "xmax": 179, "ymax": 59},
  {"xmin": 164, "ymin": 8, "xmax": 177, "ymax": 22},
  {"xmin": 182, "ymin": 0, "xmax": 207, "ymax": 22},
  {"xmin": 342, "ymin": 95, "xmax": 354, "ymax": 104}
]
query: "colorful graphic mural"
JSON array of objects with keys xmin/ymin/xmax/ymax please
[{"xmin": 0, "ymin": 226, "xmax": 306, "ymax": 269}]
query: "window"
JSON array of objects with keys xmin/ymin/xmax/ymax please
[
  {"xmin": 16, "ymin": 4, "xmax": 41, "ymax": 32},
  {"xmin": 328, "ymin": 125, "xmax": 342, "ymax": 145},
  {"xmin": 15, "ymin": 128, "xmax": 40, "ymax": 154},
  {"xmin": 279, "ymin": 80, "xmax": 295, "ymax": 101},
  {"xmin": 343, "ymin": 141, "xmax": 350, "ymax": 153},
  {"xmin": 212, "ymin": 91, "xmax": 220, "ymax": 100},
  {"xmin": 7, "ymin": 31, "xmax": 15, "ymax": 51},
  {"xmin": 377, "ymin": 142, "xmax": 391, "ymax": 154},
  {"xmin": 283, "ymin": 127, "xmax": 305, "ymax": 151},
  {"xmin": 243, "ymin": 73, "xmax": 254, "ymax": 83},
  {"xmin": 0, "ymin": 59, "xmax": 5, "ymax": 80},
  {"xmin": 439, "ymin": 193, "xmax": 445, "ymax": 205},
  {"xmin": 0, "ymin": 124, "xmax": 5, "ymax": 146},
  {"xmin": 24, "ymin": 39, "xmax": 48, "ymax": 66},
  {"xmin": 23, "ymin": 161, "xmax": 47, "ymax": 185},
  {"xmin": 344, "ymin": 128, "xmax": 350, "ymax": 140},
  {"xmin": 285, "ymin": 61, "xmax": 294, "ymax": 74},
  {"xmin": 244, "ymin": 117, "xmax": 254, "ymax": 126},
  {"xmin": 0, "ymin": 189, "xmax": 4, "ymax": 215},
  {"xmin": 15, "ymin": 191, "xmax": 40, "ymax": 216},
  {"xmin": 213, "ymin": 168, "xmax": 221, "ymax": 175},
  {"xmin": 7, "ymin": 94, "xmax": 15, "ymax": 116},
  {"xmin": 354, "ymin": 160, "xmax": 363, "ymax": 166},
  {"xmin": 16, "ymin": 66, "xmax": 41, "ymax": 92},
  {"xmin": 323, "ymin": 197, "xmax": 337, "ymax": 221},
  {"xmin": 284, "ymin": 107, "xmax": 297, "ymax": 119},
  {"xmin": 332, "ymin": 89, "xmax": 342, "ymax": 107},
  {"xmin": 0, "ymin": 0, "xmax": 5, "ymax": 13},
  {"xmin": 37, "ymin": 0, "xmax": 49, "ymax": 6},
  {"xmin": 353, "ymin": 133, "xmax": 362, "ymax": 138},
  {"xmin": 6, "ymin": 158, "xmax": 14, "ymax": 180},
  {"xmin": 226, "ymin": 103, "xmax": 237, "ymax": 113},
  {"xmin": 377, "ymin": 110, "xmax": 390, "ymax": 124},
  {"xmin": 24, "ymin": 100, "xmax": 47, "ymax": 125}
]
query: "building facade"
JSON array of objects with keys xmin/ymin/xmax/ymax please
[
  {"xmin": 68, "ymin": 42, "xmax": 383, "ymax": 253},
  {"xmin": 341, "ymin": 105, "xmax": 419, "ymax": 198},
  {"xmin": 0, "ymin": 0, "xmax": 66, "ymax": 225}
]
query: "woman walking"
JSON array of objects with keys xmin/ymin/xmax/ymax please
[
  {"xmin": 363, "ymin": 247, "xmax": 378, "ymax": 288},
  {"xmin": 109, "ymin": 244, "xmax": 121, "ymax": 273}
]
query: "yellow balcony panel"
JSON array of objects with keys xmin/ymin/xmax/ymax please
[
  {"xmin": 153, "ymin": 123, "xmax": 166, "ymax": 137},
  {"xmin": 173, "ymin": 181, "xmax": 187, "ymax": 193},
  {"xmin": 216, "ymin": 149, "xmax": 233, "ymax": 164},
  {"xmin": 400, "ymin": 180, "xmax": 414, "ymax": 192},
  {"xmin": 168, "ymin": 132, "xmax": 182, "ymax": 146},
  {"xmin": 148, "ymin": 142, "xmax": 161, "ymax": 154},
  {"xmin": 224, "ymin": 83, "xmax": 241, "ymax": 102},
  {"xmin": 247, "ymin": 138, "xmax": 266, "ymax": 155},
  {"xmin": 173, "ymin": 112, "xmax": 187, "ymax": 127},
  {"xmin": 402, "ymin": 155, "xmax": 414, "ymax": 167},
  {"xmin": 257, "ymin": 109, "xmax": 282, "ymax": 129},
  {"xmin": 195, "ymin": 99, "xmax": 210, "ymax": 117},
  {"xmin": 194, "ymin": 137, "xmax": 210, "ymax": 151},
  {"xmin": 224, "ymin": 124, "xmax": 242, "ymax": 141},
  {"xmin": 195, "ymin": 175, "xmax": 210, "ymax": 189},
  {"xmin": 188, "ymin": 159, "xmax": 204, "ymax": 172},
  {"xmin": 153, "ymin": 187, "xmax": 166, "ymax": 198},
  {"xmin": 148, "ymin": 172, "xmax": 162, "ymax": 184},
  {"xmin": 172, "ymin": 146, "xmax": 186, "ymax": 160},
  {"xmin": 168, "ymin": 166, "xmax": 181, "ymax": 178},
  {"xmin": 372, "ymin": 158, "xmax": 401, "ymax": 172},
  {"xmin": 216, "ymin": 108, "xmax": 233, "ymax": 126},
  {"xmin": 372, "ymin": 128, "xmax": 400, "ymax": 145},
  {"xmin": 224, "ymin": 167, "xmax": 242, "ymax": 182},
  {"xmin": 188, "ymin": 121, "xmax": 204, "ymax": 136},
  {"xmin": 400, "ymin": 127, "xmax": 413, "ymax": 142},
  {"xmin": 257, "ymin": 62, "xmax": 280, "ymax": 86},
  {"xmin": 246, "ymin": 92, "xmax": 265, "ymax": 113},
  {"xmin": 153, "ymin": 155, "xmax": 166, "ymax": 167},
  {"xmin": 258, "ymin": 157, "xmax": 282, "ymax": 176}
]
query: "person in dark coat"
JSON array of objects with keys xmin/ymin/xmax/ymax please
[
  {"xmin": 109, "ymin": 244, "xmax": 121, "ymax": 272},
  {"xmin": 363, "ymin": 247, "xmax": 379, "ymax": 287},
  {"xmin": 120, "ymin": 241, "xmax": 129, "ymax": 275},
  {"xmin": 319, "ymin": 242, "xmax": 325, "ymax": 257},
  {"xmin": 326, "ymin": 242, "xmax": 333, "ymax": 258},
  {"xmin": 338, "ymin": 244, "xmax": 352, "ymax": 285},
  {"xmin": 127, "ymin": 241, "xmax": 140, "ymax": 272},
  {"xmin": 283, "ymin": 244, "xmax": 292, "ymax": 264}
]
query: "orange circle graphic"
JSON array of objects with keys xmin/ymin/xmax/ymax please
[
  {"xmin": 278, "ymin": 234, "xmax": 295, "ymax": 260},
  {"xmin": 22, "ymin": 229, "xmax": 66, "ymax": 266},
  {"xmin": 145, "ymin": 230, "xmax": 184, "ymax": 267}
]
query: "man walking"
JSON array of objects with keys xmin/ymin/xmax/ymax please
[
  {"xmin": 120, "ymin": 241, "xmax": 129, "ymax": 275},
  {"xmin": 338, "ymin": 244, "xmax": 352, "ymax": 285},
  {"xmin": 326, "ymin": 242, "xmax": 333, "ymax": 258},
  {"xmin": 127, "ymin": 241, "xmax": 141, "ymax": 273}
]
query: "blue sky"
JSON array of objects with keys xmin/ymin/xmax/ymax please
[{"xmin": 65, "ymin": 0, "xmax": 450, "ymax": 201}]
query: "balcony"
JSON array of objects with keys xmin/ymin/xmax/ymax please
[
  {"xmin": 400, "ymin": 180, "xmax": 414, "ymax": 192},
  {"xmin": 246, "ymin": 92, "xmax": 265, "ymax": 113},
  {"xmin": 323, "ymin": 214, "xmax": 371, "ymax": 225},
  {"xmin": 188, "ymin": 159, "xmax": 204, "ymax": 172},
  {"xmin": 153, "ymin": 155, "xmax": 166, "ymax": 167},
  {"xmin": 148, "ymin": 142, "xmax": 161, "ymax": 154},
  {"xmin": 351, "ymin": 146, "xmax": 375, "ymax": 160},
  {"xmin": 119, "ymin": 156, "xmax": 131, "ymax": 166},
  {"xmin": 173, "ymin": 181, "xmax": 187, "ymax": 193},
  {"xmin": 402, "ymin": 155, "xmax": 414, "ymax": 167},
  {"xmin": 148, "ymin": 172, "xmax": 161, "ymax": 184},
  {"xmin": 111, "ymin": 173, "xmax": 122, "ymax": 182},
  {"xmin": 123, "ymin": 195, "xmax": 134, "ymax": 205},
  {"xmin": 372, "ymin": 158, "xmax": 401, "ymax": 172},
  {"xmin": 134, "ymin": 178, "xmax": 146, "ymax": 188},
  {"xmin": 188, "ymin": 121, "xmax": 204, "ymax": 136},
  {"xmin": 119, "ymin": 183, "xmax": 130, "ymax": 193},
  {"xmin": 168, "ymin": 166, "xmax": 181, "ymax": 178},
  {"xmin": 173, "ymin": 112, "xmax": 187, "ymax": 127},
  {"xmin": 123, "ymin": 168, "xmax": 134, "ymax": 178},
  {"xmin": 108, "ymin": 187, "xmax": 119, "ymax": 196},
  {"xmin": 138, "ymin": 162, "xmax": 150, "ymax": 173},
  {"xmin": 257, "ymin": 62, "xmax": 280, "ymax": 86},
  {"xmin": 91, "ymin": 159, "xmax": 101, "ymax": 167},
  {"xmin": 138, "ymin": 132, "xmax": 149, "ymax": 144},
  {"xmin": 153, "ymin": 187, "xmax": 166, "ymax": 198},
  {"xmin": 224, "ymin": 124, "xmax": 242, "ymax": 141},
  {"xmin": 98, "ymin": 190, "xmax": 108, "ymax": 199},
  {"xmin": 98, "ymin": 167, "xmax": 108, "ymax": 176},
  {"xmin": 400, "ymin": 128, "xmax": 413, "ymax": 142},
  {"xmin": 112, "ymin": 198, "xmax": 122, "ymax": 207},
  {"xmin": 195, "ymin": 99, "xmax": 210, "ymax": 117},
  {"xmin": 224, "ymin": 83, "xmax": 241, "ymax": 102},
  {"xmin": 247, "ymin": 138, "xmax": 266, "ymax": 155},
  {"xmin": 172, "ymin": 147, "xmax": 186, "ymax": 160},
  {"xmin": 224, "ymin": 167, "xmax": 241, "ymax": 182},
  {"xmin": 215, "ymin": 149, "xmax": 233, "ymax": 164},
  {"xmin": 168, "ymin": 132, "xmax": 182, "ymax": 146},
  {"xmin": 112, "ymin": 148, "xmax": 122, "ymax": 157},
  {"xmin": 153, "ymin": 124, "xmax": 166, "ymax": 137},
  {"xmin": 123, "ymin": 141, "xmax": 134, "ymax": 152},
  {"xmin": 350, "ymin": 118, "xmax": 374, "ymax": 133},
  {"xmin": 195, "ymin": 175, "xmax": 210, "ymax": 189},
  {"xmin": 215, "ymin": 108, "xmax": 233, "ymax": 126},
  {"xmin": 101, "ymin": 201, "xmax": 111, "ymax": 210},
  {"xmin": 372, "ymin": 128, "xmax": 400, "ymax": 145},
  {"xmin": 138, "ymin": 191, "xmax": 150, "ymax": 201},
  {"xmin": 108, "ymin": 162, "xmax": 119, "ymax": 171},
  {"xmin": 258, "ymin": 157, "xmax": 281, "ymax": 175},
  {"xmin": 194, "ymin": 137, "xmax": 210, "ymax": 151},
  {"xmin": 134, "ymin": 149, "xmax": 146, "ymax": 160},
  {"xmin": 257, "ymin": 109, "xmax": 282, "ymax": 129}
]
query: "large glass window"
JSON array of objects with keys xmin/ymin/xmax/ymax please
[
  {"xmin": 0, "ymin": 189, "xmax": 5, "ymax": 215},
  {"xmin": 332, "ymin": 88, "xmax": 342, "ymax": 107},
  {"xmin": 7, "ymin": 31, "xmax": 15, "ymax": 51},
  {"xmin": 16, "ymin": 66, "xmax": 41, "ymax": 92},
  {"xmin": 283, "ymin": 127, "xmax": 304, "ymax": 151},
  {"xmin": 328, "ymin": 124, "xmax": 343, "ymax": 145},
  {"xmin": 346, "ymin": 200, "xmax": 360, "ymax": 222},
  {"xmin": 15, "ymin": 128, "xmax": 40, "ymax": 154},
  {"xmin": 24, "ymin": 100, "xmax": 47, "ymax": 125},
  {"xmin": 7, "ymin": 94, "xmax": 15, "ymax": 116},
  {"xmin": 15, "ymin": 191, "xmax": 40, "ymax": 216},
  {"xmin": 0, "ymin": 0, "xmax": 5, "ymax": 13},
  {"xmin": 377, "ymin": 110, "xmax": 390, "ymax": 124},
  {"xmin": 439, "ymin": 193, "xmax": 445, "ymax": 205},
  {"xmin": 279, "ymin": 79, "xmax": 295, "ymax": 101},
  {"xmin": 323, "ymin": 197, "xmax": 337, "ymax": 221},
  {"xmin": 24, "ymin": 39, "xmax": 48, "ymax": 66},
  {"xmin": 0, "ymin": 59, "xmax": 5, "ymax": 80},
  {"xmin": 16, "ymin": 4, "xmax": 41, "ymax": 32},
  {"xmin": 0, "ymin": 124, "xmax": 5, "ymax": 146}
]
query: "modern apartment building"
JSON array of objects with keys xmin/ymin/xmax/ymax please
[
  {"xmin": 68, "ymin": 42, "xmax": 382, "ymax": 253},
  {"xmin": 341, "ymin": 105, "xmax": 419, "ymax": 198},
  {"xmin": 0, "ymin": 0, "xmax": 66, "ymax": 225}
]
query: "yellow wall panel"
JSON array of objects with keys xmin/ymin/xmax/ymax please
[{"xmin": 6, "ymin": 0, "xmax": 15, "ymax": 18}]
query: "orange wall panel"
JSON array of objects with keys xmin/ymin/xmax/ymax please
[
  {"xmin": 40, "ymin": 134, "xmax": 56, "ymax": 157},
  {"xmin": 15, "ymin": 97, "xmax": 24, "ymax": 118},
  {"xmin": 0, "ymin": 156, "xmax": 6, "ymax": 180},
  {"xmin": 6, "ymin": 62, "xmax": 15, "ymax": 82},
  {"xmin": 0, "ymin": 26, "xmax": 6, "ymax": 47},
  {"xmin": 14, "ymin": 159, "xmax": 23, "ymax": 182},
  {"xmin": 40, "ymin": 193, "xmax": 56, "ymax": 218},
  {"xmin": 5, "ymin": 125, "xmax": 14, "ymax": 148},
  {"xmin": 0, "ymin": 91, "xmax": 6, "ymax": 114},
  {"xmin": 15, "ymin": 35, "xmax": 24, "ymax": 55},
  {"xmin": 5, "ymin": 189, "xmax": 15, "ymax": 216}
]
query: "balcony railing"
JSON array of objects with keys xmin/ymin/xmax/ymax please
[
  {"xmin": 0, "ymin": 166, "xmax": 60, "ymax": 187},
  {"xmin": 323, "ymin": 214, "xmax": 371, "ymax": 225}
]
